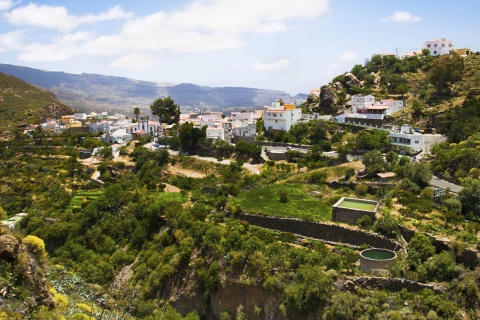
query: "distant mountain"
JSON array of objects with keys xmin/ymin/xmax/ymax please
[
  {"xmin": 0, "ymin": 64, "xmax": 307, "ymax": 115},
  {"xmin": 0, "ymin": 72, "xmax": 74, "ymax": 134}
]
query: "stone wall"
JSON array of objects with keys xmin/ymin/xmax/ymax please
[
  {"xmin": 399, "ymin": 226, "xmax": 480, "ymax": 269},
  {"xmin": 238, "ymin": 213, "xmax": 399, "ymax": 250},
  {"xmin": 343, "ymin": 276, "xmax": 445, "ymax": 294}
]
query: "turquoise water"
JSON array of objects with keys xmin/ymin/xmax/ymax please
[{"xmin": 361, "ymin": 249, "xmax": 396, "ymax": 260}]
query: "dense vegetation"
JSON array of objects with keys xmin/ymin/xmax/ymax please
[{"xmin": 1, "ymin": 52, "xmax": 480, "ymax": 319}]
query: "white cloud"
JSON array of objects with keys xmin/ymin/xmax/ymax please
[
  {"xmin": 109, "ymin": 53, "xmax": 157, "ymax": 70},
  {"xmin": 18, "ymin": 32, "xmax": 91, "ymax": 62},
  {"xmin": 0, "ymin": 30, "xmax": 24, "ymax": 52},
  {"xmin": 4, "ymin": 4, "xmax": 132, "ymax": 32},
  {"xmin": 380, "ymin": 11, "xmax": 421, "ymax": 23},
  {"xmin": 85, "ymin": 0, "xmax": 331, "ymax": 54},
  {"xmin": 0, "ymin": 0, "xmax": 14, "ymax": 10},
  {"xmin": 253, "ymin": 59, "xmax": 290, "ymax": 70},
  {"xmin": 338, "ymin": 51, "xmax": 359, "ymax": 61},
  {"xmin": 13, "ymin": 0, "xmax": 330, "ymax": 62}
]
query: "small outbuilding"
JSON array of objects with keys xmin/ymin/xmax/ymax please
[{"xmin": 332, "ymin": 197, "xmax": 379, "ymax": 223}]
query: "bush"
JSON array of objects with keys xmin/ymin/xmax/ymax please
[
  {"xmin": 22, "ymin": 235, "xmax": 47, "ymax": 260},
  {"xmin": 357, "ymin": 215, "xmax": 373, "ymax": 229},
  {"xmin": 308, "ymin": 171, "xmax": 327, "ymax": 184},
  {"xmin": 278, "ymin": 189, "xmax": 288, "ymax": 203},
  {"xmin": 374, "ymin": 213, "xmax": 400, "ymax": 238},
  {"xmin": 355, "ymin": 184, "xmax": 368, "ymax": 196}
]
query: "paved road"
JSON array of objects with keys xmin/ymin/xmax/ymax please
[{"xmin": 429, "ymin": 175, "xmax": 463, "ymax": 193}]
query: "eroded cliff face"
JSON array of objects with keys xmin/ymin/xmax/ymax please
[
  {"xmin": 0, "ymin": 234, "xmax": 54, "ymax": 311},
  {"xmin": 210, "ymin": 280, "xmax": 285, "ymax": 320}
]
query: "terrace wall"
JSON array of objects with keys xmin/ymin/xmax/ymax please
[{"xmin": 238, "ymin": 213, "xmax": 399, "ymax": 250}]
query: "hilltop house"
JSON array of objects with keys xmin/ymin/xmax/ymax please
[
  {"xmin": 263, "ymin": 101, "xmax": 302, "ymax": 133},
  {"xmin": 422, "ymin": 38, "xmax": 454, "ymax": 56}
]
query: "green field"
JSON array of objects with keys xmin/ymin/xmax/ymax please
[
  {"xmin": 230, "ymin": 183, "xmax": 331, "ymax": 221},
  {"xmin": 338, "ymin": 200, "xmax": 377, "ymax": 211},
  {"xmin": 66, "ymin": 190, "xmax": 102, "ymax": 213},
  {"xmin": 154, "ymin": 192, "xmax": 187, "ymax": 203}
]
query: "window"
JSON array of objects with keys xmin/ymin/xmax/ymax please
[
  {"xmin": 441, "ymin": 44, "xmax": 445, "ymax": 47},
  {"xmin": 449, "ymin": 44, "xmax": 453, "ymax": 47},
  {"xmin": 427, "ymin": 44, "xmax": 431, "ymax": 48},
  {"xmin": 414, "ymin": 140, "xmax": 419, "ymax": 144},
  {"xmin": 434, "ymin": 44, "xmax": 437, "ymax": 47},
  {"xmin": 434, "ymin": 51, "xmax": 437, "ymax": 54}
]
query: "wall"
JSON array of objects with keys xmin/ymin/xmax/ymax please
[
  {"xmin": 238, "ymin": 213, "xmax": 399, "ymax": 250},
  {"xmin": 343, "ymin": 276, "xmax": 445, "ymax": 294},
  {"xmin": 399, "ymin": 226, "xmax": 480, "ymax": 270}
]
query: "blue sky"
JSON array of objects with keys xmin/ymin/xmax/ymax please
[{"xmin": 0, "ymin": 0, "xmax": 478, "ymax": 95}]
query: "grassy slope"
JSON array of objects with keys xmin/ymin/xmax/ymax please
[{"xmin": 0, "ymin": 73, "xmax": 74, "ymax": 133}]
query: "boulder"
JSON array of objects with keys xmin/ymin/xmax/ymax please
[
  {"xmin": 334, "ymin": 81, "xmax": 344, "ymax": 90},
  {"xmin": 306, "ymin": 93, "xmax": 319, "ymax": 104},
  {"xmin": 0, "ymin": 235, "xmax": 19, "ymax": 260},
  {"xmin": 344, "ymin": 72, "xmax": 363, "ymax": 88},
  {"xmin": 319, "ymin": 85, "xmax": 338, "ymax": 113}
]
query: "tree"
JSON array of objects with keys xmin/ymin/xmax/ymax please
[
  {"xmin": 429, "ymin": 53, "xmax": 464, "ymax": 95},
  {"xmin": 407, "ymin": 233, "xmax": 435, "ymax": 268},
  {"xmin": 459, "ymin": 178, "xmax": 480, "ymax": 217},
  {"xmin": 133, "ymin": 107, "xmax": 140, "ymax": 123},
  {"xmin": 362, "ymin": 150, "xmax": 387, "ymax": 177},
  {"xmin": 150, "ymin": 97, "xmax": 180, "ymax": 124}
]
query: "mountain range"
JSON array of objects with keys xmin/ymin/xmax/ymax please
[{"xmin": 0, "ymin": 63, "xmax": 307, "ymax": 115}]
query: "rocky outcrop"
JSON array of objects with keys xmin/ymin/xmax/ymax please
[
  {"xmin": 318, "ymin": 85, "xmax": 338, "ymax": 114},
  {"xmin": 0, "ymin": 234, "xmax": 54, "ymax": 309},
  {"xmin": 0, "ymin": 235, "xmax": 19, "ymax": 260},
  {"xmin": 344, "ymin": 72, "xmax": 362, "ymax": 89},
  {"xmin": 210, "ymin": 280, "xmax": 284, "ymax": 320},
  {"xmin": 306, "ymin": 93, "xmax": 319, "ymax": 104}
]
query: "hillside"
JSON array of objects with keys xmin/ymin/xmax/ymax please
[
  {"xmin": 0, "ymin": 64, "xmax": 307, "ymax": 115},
  {"xmin": 0, "ymin": 73, "xmax": 74, "ymax": 135}
]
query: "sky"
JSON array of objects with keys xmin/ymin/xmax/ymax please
[{"xmin": 1, "ymin": 0, "xmax": 479, "ymax": 95}]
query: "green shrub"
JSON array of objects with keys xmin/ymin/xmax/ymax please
[
  {"xmin": 22, "ymin": 235, "xmax": 47, "ymax": 260},
  {"xmin": 357, "ymin": 215, "xmax": 373, "ymax": 229}
]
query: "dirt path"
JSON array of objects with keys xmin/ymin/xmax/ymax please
[
  {"xmin": 167, "ymin": 164, "xmax": 207, "ymax": 178},
  {"xmin": 164, "ymin": 183, "xmax": 181, "ymax": 192}
]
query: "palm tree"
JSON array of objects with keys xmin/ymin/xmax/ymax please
[{"xmin": 133, "ymin": 107, "xmax": 140, "ymax": 123}]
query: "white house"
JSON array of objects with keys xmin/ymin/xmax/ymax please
[
  {"xmin": 351, "ymin": 95, "xmax": 375, "ymax": 113},
  {"xmin": 422, "ymin": 38, "xmax": 454, "ymax": 56},
  {"xmin": 263, "ymin": 102, "xmax": 302, "ymax": 132},
  {"xmin": 389, "ymin": 124, "xmax": 424, "ymax": 155},
  {"xmin": 206, "ymin": 123, "xmax": 225, "ymax": 141},
  {"xmin": 351, "ymin": 95, "xmax": 403, "ymax": 116},
  {"xmin": 231, "ymin": 111, "xmax": 254, "ymax": 122},
  {"xmin": 105, "ymin": 128, "xmax": 132, "ymax": 144},
  {"xmin": 232, "ymin": 120, "xmax": 256, "ymax": 138}
]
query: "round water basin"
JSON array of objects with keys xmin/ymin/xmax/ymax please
[{"xmin": 360, "ymin": 248, "xmax": 397, "ymax": 273}]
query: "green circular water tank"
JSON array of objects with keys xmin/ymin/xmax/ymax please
[{"xmin": 360, "ymin": 248, "xmax": 397, "ymax": 273}]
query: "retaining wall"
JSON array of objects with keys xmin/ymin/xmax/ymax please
[
  {"xmin": 343, "ymin": 276, "xmax": 445, "ymax": 293},
  {"xmin": 400, "ymin": 226, "xmax": 480, "ymax": 270},
  {"xmin": 238, "ymin": 213, "xmax": 399, "ymax": 250}
]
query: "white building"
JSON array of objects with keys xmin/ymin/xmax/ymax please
[
  {"xmin": 104, "ymin": 128, "xmax": 132, "ymax": 144},
  {"xmin": 351, "ymin": 95, "xmax": 403, "ymax": 116},
  {"xmin": 422, "ymin": 38, "xmax": 454, "ymax": 56},
  {"xmin": 232, "ymin": 120, "xmax": 256, "ymax": 138},
  {"xmin": 389, "ymin": 124, "xmax": 424, "ymax": 155},
  {"xmin": 263, "ymin": 102, "xmax": 302, "ymax": 132},
  {"xmin": 130, "ymin": 118, "xmax": 162, "ymax": 137},
  {"xmin": 231, "ymin": 111, "xmax": 254, "ymax": 122},
  {"xmin": 351, "ymin": 95, "xmax": 375, "ymax": 113},
  {"xmin": 206, "ymin": 124, "xmax": 225, "ymax": 142}
]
